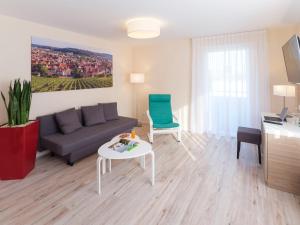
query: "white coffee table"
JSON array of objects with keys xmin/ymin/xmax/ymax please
[{"xmin": 97, "ymin": 137, "xmax": 155, "ymax": 194}]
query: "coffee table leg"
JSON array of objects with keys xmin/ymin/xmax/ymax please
[
  {"xmin": 140, "ymin": 155, "xmax": 145, "ymax": 169},
  {"xmin": 150, "ymin": 152, "xmax": 155, "ymax": 186},
  {"xmin": 102, "ymin": 157, "xmax": 106, "ymax": 174},
  {"xmin": 97, "ymin": 157, "xmax": 102, "ymax": 195},
  {"xmin": 108, "ymin": 159, "xmax": 112, "ymax": 172}
]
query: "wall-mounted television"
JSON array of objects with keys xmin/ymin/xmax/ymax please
[{"xmin": 282, "ymin": 35, "xmax": 300, "ymax": 84}]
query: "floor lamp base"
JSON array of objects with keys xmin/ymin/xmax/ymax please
[{"xmin": 136, "ymin": 122, "xmax": 143, "ymax": 127}]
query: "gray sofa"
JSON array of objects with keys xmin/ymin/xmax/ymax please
[{"xmin": 37, "ymin": 107, "xmax": 137, "ymax": 165}]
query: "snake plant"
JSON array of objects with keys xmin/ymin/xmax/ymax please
[{"xmin": 1, "ymin": 79, "xmax": 32, "ymax": 126}]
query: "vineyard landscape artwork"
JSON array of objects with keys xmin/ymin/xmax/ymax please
[{"xmin": 31, "ymin": 37, "xmax": 113, "ymax": 93}]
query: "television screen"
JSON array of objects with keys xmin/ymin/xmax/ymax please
[{"xmin": 282, "ymin": 35, "xmax": 300, "ymax": 83}]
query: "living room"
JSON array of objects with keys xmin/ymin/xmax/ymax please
[{"xmin": 0, "ymin": 1, "xmax": 300, "ymax": 225}]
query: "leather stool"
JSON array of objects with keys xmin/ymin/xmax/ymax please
[{"xmin": 237, "ymin": 127, "xmax": 262, "ymax": 164}]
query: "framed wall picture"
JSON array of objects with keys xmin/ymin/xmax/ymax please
[{"xmin": 31, "ymin": 37, "xmax": 113, "ymax": 92}]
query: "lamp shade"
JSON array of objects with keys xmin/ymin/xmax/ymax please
[
  {"xmin": 127, "ymin": 18, "xmax": 160, "ymax": 39},
  {"xmin": 273, "ymin": 85, "xmax": 295, "ymax": 97},
  {"xmin": 130, "ymin": 73, "xmax": 145, "ymax": 83}
]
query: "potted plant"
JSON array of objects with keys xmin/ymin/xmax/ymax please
[{"xmin": 0, "ymin": 79, "xmax": 39, "ymax": 180}]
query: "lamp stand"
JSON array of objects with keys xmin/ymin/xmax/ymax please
[
  {"xmin": 281, "ymin": 96, "xmax": 292, "ymax": 118},
  {"xmin": 133, "ymin": 84, "xmax": 142, "ymax": 127}
]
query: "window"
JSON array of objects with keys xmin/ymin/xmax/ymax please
[
  {"xmin": 191, "ymin": 31, "xmax": 270, "ymax": 136},
  {"xmin": 208, "ymin": 49, "xmax": 248, "ymax": 98}
]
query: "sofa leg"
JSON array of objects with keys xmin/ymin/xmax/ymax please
[{"xmin": 67, "ymin": 160, "xmax": 74, "ymax": 166}]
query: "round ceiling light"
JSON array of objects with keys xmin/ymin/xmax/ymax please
[{"xmin": 127, "ymin": 18, "xmax": 160, "ymax": 39}]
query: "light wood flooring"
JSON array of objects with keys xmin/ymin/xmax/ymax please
[{"xmin": 1, "ymin": 127, "xmax": 300, "ymax": 225}]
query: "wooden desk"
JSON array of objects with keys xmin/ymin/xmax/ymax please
[{"xmin": 262, "ymin": 113, "xmax": 300, "ymax": 195}]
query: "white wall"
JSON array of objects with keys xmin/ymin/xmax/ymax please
[
  {"xmin": 0, "ymin": 15, "xmax": 133, "ymax": 124},
  {"xmin": 132, "ymin": 39, "xmax": 191, "ymax": 130}
]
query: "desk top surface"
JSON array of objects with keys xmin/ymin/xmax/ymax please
[{"xmin": 262, "ymin": 113, "xmax": 300, "ymax": 138}]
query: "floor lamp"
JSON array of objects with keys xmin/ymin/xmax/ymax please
[
  {"xmin": 130, "ymin": 73, "xmax": 145, "ymax": 126},
  {"xmin": 273, "ymin": 85, "xmax": 296, "ymax": 108}
]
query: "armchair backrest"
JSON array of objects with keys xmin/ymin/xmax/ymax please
[{"xmin": 149, "ymin": 94, "xmax": 173, "ymax": 124}]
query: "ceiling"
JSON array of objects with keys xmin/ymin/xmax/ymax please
[{"xmin": 0, "ymin": 0, "xmax": 299, "ymax": 41}]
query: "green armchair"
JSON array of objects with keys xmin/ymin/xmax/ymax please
[{"xmin": 146, "ymin": 94, "xmax": 181, "ymax": 143}]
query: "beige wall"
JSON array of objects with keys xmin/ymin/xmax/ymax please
[
  {"xmin": 1, "ymin": 13, "xmax": 298, "ymax": 129},
  {"xmin": 132, "ymin": 39, "xmax": 191, "ymax": 130},
  {"xmin": 267, "ymin": 25, "xmax": 300, "ymax": 113},
  {"xmin": 132, "ymin": 27, "xmax": 300, "ymax": 132},
  {"xmin": 0, "ymin": 15, "xmax": 133, "ymax": 124}
]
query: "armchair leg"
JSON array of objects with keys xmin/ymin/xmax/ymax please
[
  {"xmin": 177, "ymin": 128, "xmax": 181, "ymax": 142},
  {"xmin": 148, "ymin": 130, "xmax": 154, "ymax": 143}
]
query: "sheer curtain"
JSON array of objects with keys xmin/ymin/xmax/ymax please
[{"xmin": 191, "ymin": 31, "xmax": 270, "ymax": 137}]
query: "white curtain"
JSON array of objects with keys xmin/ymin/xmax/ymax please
[{"xmin": 191, "ymin": 31, "xmax": 270, "ymax": 137}]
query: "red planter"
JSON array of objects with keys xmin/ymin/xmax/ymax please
[{"xmin": 0, "ymin": 120, "xmax": 39, "ymax": 180}]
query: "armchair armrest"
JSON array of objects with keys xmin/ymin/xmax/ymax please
[{"xmin": 146, "ymin": 110, "xmax": 153, "ymax": 127}]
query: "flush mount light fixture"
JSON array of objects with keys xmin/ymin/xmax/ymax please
[{"xmin": 127, "ymin": 18, "xmax": 160, "ymax": 39}]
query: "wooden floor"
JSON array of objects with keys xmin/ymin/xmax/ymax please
[{"xmin": 1, "ymin": 127, "xmax": 300, "ymax": 225}]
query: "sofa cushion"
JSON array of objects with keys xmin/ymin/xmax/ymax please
[
  {"xmin": 82, "ymin": 104, "xmax": 106, "ymax": 126},
  {"xmin": 102, "ymin": 102, "xmax": 118, "ymax": 120},
  {"xmin": 55, "ymin": 108, "xmax": 82, "ymax": 134},
  {"xmin": 37, "ymin": 114, "xmax": 59, "ymax": 137},
  {"xmin": 40, "ymin": 116, "xmax": 137, "ymax": 156},
  {"xmin": 76, "ymin": 109, "xmax": 83, "ymax": 124}
]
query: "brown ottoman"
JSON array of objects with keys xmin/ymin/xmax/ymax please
[{"xmin": 237, "ymin": 127, "xmax": 262, "ymax": 164}]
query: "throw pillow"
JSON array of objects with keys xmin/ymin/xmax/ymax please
[
  {"xmin": 102, "ymin": 102, "xmax": 119, "ymax": 120},
  {"xmin": 55, "ymin": 108, "xmax": 82, "ymax": 134},
  {"xmin": 82, "ymin": 104, "xmax": 106, "ymax": 126}
]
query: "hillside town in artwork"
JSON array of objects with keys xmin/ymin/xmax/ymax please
[{"xmin": 31, "ymin": 37, "xmax": 113, "ymax": 92}]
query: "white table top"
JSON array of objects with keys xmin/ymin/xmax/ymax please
[
  {"xmin": 98, "ymin": 139, "xmax": 152, "ymax": 159},
  {"xmin": 111, "ymin": 133, "xmax": 140, "ymax": 142},
  {"xmin": 262, "ymin": 113, "xmax": 300, "ymax": 138}
]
